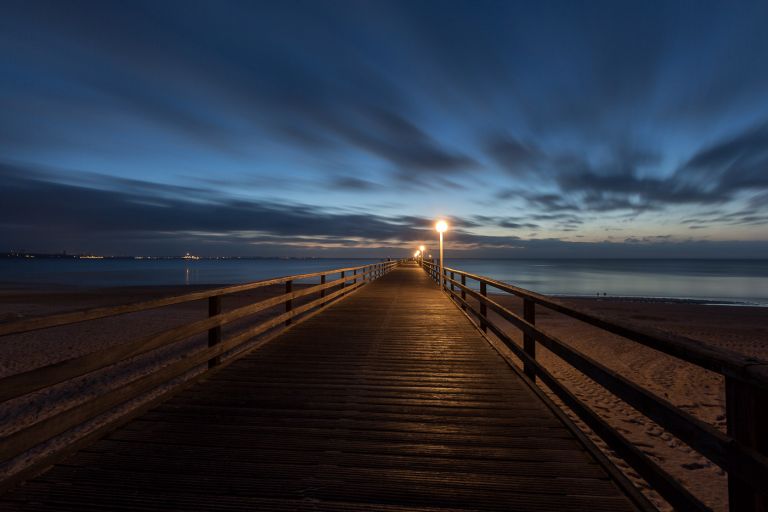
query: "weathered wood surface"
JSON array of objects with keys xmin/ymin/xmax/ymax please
[{"xmin": 1, "ymin": 264, "xmax": 639, "ymax": 511}]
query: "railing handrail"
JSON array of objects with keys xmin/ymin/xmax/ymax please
[
  {"xmin": 428, "ymin": 261, "xmax": 768, "ymax": 391},
  {"xmin": 421, "ymin": 259, "xmax": 768, "ymax": 512},
  {"xmin": 0, "ymin": 261, "xmax": 393, "ymax": 338},
  {"xmin": 0, "ymin": 259, "xmax": 403, "ymax": 493}
]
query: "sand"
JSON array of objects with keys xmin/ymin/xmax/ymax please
[
  {"xmin": 486, "ymin": 294, "xmax": 767, "ymax": 511},
  {"xmin": 1, "ymin": 285, "xmax": 766, "ymax": 510}
]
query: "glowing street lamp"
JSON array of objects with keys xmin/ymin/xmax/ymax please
[
  {"xmin": 419, "ymin": 245, "xmax": 425, "ymax": 266},
  {"xmin": 414, "ymin": 250, "xmax": 420, "ymax": 259},
  {"xmin": 435, "ymin": 220, "xmax": 448, "ymax": 288}
]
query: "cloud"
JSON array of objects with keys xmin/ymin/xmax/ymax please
[
  {"xmin": 680, "ymin": 121, "xmax": 768, "ymax": 193},
  {"xmin": 0, "ymin": 163, "xmax": 420, "ymax": 244},
  {"xmin": 317, "ymin": 106, "xmax": 478, "ymax": 177},
  {"xmin": 2, "ymin": 161, "xmax": 767, "ymax": 258},
  {"xmin": 330, "ymin": 175, "xmax": 380, "ymax": 191},
  {"xmin": 471, "ymin": 215, "xmax": 539, "ymax": 230},
  {"xmin": 494, "ymin": 124, "xmax": 768, "ymax": 219},
  {"xmin": 485, "ymin": 135, "xmax": 542, "ymax": 175}
]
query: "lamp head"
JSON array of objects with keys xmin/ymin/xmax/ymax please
[
  {"xmin": 435, "ymin": 220, "xmax": 448, "ymax": 233},
  {"xmin": 419, "ymin": 245, "xmax": 425, "ymax": 252}
]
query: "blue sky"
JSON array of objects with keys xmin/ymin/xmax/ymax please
[{"xmin": 1, "ymin": 0, "xmax": 767, "ymax": 257}]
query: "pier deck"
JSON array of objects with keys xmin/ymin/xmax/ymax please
[{"xmin": 2, "ymin": 265, "xmax": 639, "ymax": 511}]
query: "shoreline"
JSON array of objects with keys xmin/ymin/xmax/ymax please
[{"xmin": 551, "ymin": 293, "xmax": 767, "ymax": 307}]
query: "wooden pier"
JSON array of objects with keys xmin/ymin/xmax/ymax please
[
  {"xmin": 0, "ymin": 263, "xmax": 643, "ymax": 511},
  {"xmin": 1, "ymin": 261, "xmax": 767, "ymax": 511}
]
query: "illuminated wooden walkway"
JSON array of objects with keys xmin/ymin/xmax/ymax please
[{"xmin": 2, "ymin": 265, "xmax": 642, "ymax": 511}]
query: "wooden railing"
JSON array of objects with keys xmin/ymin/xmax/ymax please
[
  {"xmin": 422, "ymin": 260, "xmax": 768, "ymax": 512},
  {"xmin": 0, "ymin": 260, "xmax": 401, "ymax": 490}
]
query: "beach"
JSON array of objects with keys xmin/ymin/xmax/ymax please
[{"xmin": 1, "ymin": 285, "xmax": 766, "ymax": 511}]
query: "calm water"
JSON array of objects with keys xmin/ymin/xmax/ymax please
[
  {"xmin": 0, "ymin": 259, "xmax": 379, "ymax": 288},
  {"xmin": 1, "ymin": 258, "xmax": 766, "ymax": 305},
  {"xmin": 449, "ymin": 259, "xmax": 768, "ymax": 305}
]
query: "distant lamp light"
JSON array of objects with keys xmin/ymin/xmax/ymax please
[
  {"xmin": 419, "ymin": 245, "xmax": 425, "ymax": 253},
  {"xmin": 435, "ymin": 219, "xmax": 448, "ymax": 288},
  {"xmin": 414, "ymin": 250, "xmax": 420, "ymax": 258}
]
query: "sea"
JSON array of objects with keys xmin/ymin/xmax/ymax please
[{"xmin": 0, "ymin": 258, "xmax": 766, "ymax": 306}]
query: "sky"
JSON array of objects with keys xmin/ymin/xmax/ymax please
[{"xmin": 1, "ymin": 0, "xmax": 767, "ymax": 258}]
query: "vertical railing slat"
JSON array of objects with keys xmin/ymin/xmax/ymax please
[
  {"xmin": 207, "ymin": 296, "xmax": 222, "ymax": 368},
  {"xmin": 285, "ymin": 280, "xmax": 293, "ymax": 326},
  {"xmin": 479, "ymin": 281, "xmax": 487, "ymax": 333},
  {"xmin": 726, "ymin": 378, "xmax": 768, "ymax": 512},
  {"xmin": 523, "ymin": 298, "xmax": 536, "ymax": 382}
]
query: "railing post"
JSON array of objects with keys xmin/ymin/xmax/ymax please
[
  {"xmin": 480, "ymin": 282, "xmax": 487, "ymax": 333},
  {"xmin": 341, "ymin": 270, "xmax": 345, "ymax": 289},
  {"xmin": 523, "ymin": 298, "xmax": 536, "ymax": 382},
  {"xmin": 285, "ymin": 280, "xmax": 293, "ymax": 326},
  {"xmin": 726, "ymin": 378, "xmax": 768, "ymax": 512},
  {"xmin": 320, "ymin": 274, "xmax": 326, "ymax": 304},
  {"xmin": 461, "ymin": 274, "xmax": 466, "ymax": 310},
  {"xmin": 207, "ymin": 296, "xmax": 222, "ymax": 368},
  {"xmin": 353, "ymin": 268, "xmax": 357, "ymax": 284},
  {"xmin": 450, "ymin": 271, "xmax": 455, "ymax": 294}
]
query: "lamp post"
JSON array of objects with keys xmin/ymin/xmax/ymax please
[
  {"xmin": 419, "ymin": 245, "xmax": 425, "ymax": 267},
  {"xmin": 435, "ymin": 220, "xmax": 448, "ymax": 289}
]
